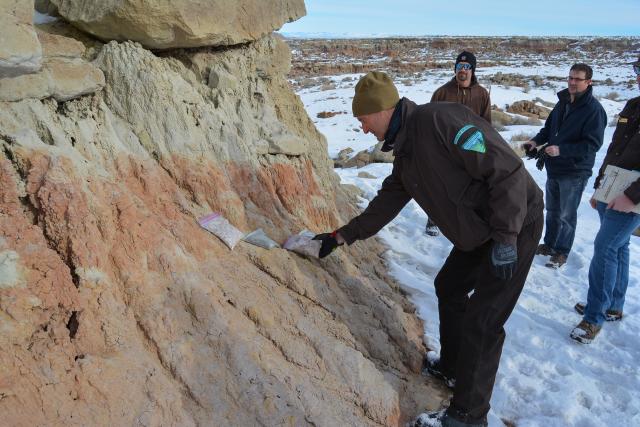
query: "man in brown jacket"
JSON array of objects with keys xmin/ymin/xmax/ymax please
[
  {"xmin": 426, "ymin": 50, "xmax": 492, "ymax": 236},
  {"xmin": 431, "ymin": 50, "xmax": 492, "ymax": 123},
  {"xmin": 314, "ymin": 72, "xmax": 543, "ymax": 427}
]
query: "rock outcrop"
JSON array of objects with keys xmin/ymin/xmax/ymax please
[
  {"xmin": 287, "ymin": 37, "xmax": 640, "ymax": 80},
  {"xmin": 507, "ymin": 100, "xmax": 551, "ymax": 120},
  {"xmin": 0, "ymin": 54, "xmax": 105, "ymax": 102},
  {"xmin": 335, "ymin": 142, "xmax": 394, "ymax": 169},
  {"xmin": 0, "ymin": 0, "xmax": 43, "ymax": 77},
  {"xmin": 0, "ymin": 5, "xmax": 444, "ymax": 426},
  {"xmin": 50, "ymin": 0, "xmax": 307, "ymax": 49}
]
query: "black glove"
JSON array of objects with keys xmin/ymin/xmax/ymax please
[
  {"xmin": 535, "ymin": 151, "xmax": 547, "ymax": 171},
  {"xmin": 313, "ymin": 231, "xmax": 343, "ymax": 258},
  {"xmin": 523, "ymin": 143, "xmax": 538, "ymax": 159},
  {"xmin": 490, "ymin": 242, "xmax": 517, "ymax": 280}
]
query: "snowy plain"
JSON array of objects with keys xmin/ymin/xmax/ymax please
[{"xmin": 296, "ymin": 65, "xmax": 640, "ymax": 426}]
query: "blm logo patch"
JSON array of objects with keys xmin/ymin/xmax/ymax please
[{"xmin": 453, "ymin": 124, "xmax": 486, "ymax": 153}]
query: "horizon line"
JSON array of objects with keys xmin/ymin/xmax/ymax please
[{"xmin": 279, "ymin": 32, "xmax": 640, "ymax": 40}]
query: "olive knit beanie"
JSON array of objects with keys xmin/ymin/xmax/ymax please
[{"xmin": 352, "ymin": 71, "xmax": 400, "ymax": 116}]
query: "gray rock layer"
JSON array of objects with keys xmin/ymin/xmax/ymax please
[{"xmin": 0, "ymin": 0, "xmax": 43, "ymax": 77}]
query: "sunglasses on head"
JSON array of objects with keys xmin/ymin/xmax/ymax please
[
  {"xmin": 634, "ymin": 65, "xmax": 640, "ymax": 76},
  {"xmin": 456, "ymin": 63, "xmax": 472, "ymax": 71}
]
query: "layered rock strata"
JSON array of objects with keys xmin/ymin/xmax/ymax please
[
  {"xmin": 0, "ymin": 6, "xmax": 443, "ymax": 426},
  {"xmin": 0, "ymin": 0, "xmax": 43, "ymax": 77}
]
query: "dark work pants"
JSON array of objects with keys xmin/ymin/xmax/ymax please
[{"xmin": 434, "ymin": 216, "xmax": 543, "ymax": 424}]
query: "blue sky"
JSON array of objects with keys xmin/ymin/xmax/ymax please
[{"xmin": 280, "ymin": 0, "xmax": 640, "ymax": 37}]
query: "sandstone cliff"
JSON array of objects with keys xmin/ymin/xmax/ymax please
[{"xmin": 0, "ymin": 2, "xmax": 443, "ymax": 426}]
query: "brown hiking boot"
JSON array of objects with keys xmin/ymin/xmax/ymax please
[
  {"xmin": 536, "ymin": 243, "xmax": 555, "ymax": 256},
  {"xmin": 570, "ymin": 320, "xmax": 601, "ymax": 344},
  {"xmin": 574, "ymin": 302, "xmax": 623, "ymax": 321},
  {"xmin": 546, "ymin": 253, "xmax": 567, "ymax": 268}
]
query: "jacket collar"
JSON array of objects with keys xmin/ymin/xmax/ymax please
[
  {"xmin": 447, "ymin": 76, "xmax": 479, "ymax": 89},
  {"xmin": 381, "ymin": 100, "xmax": 404, "ymax": 152},
  {"xmin": 557, "ymin": 85, "xmax": 594, "ymax": 107},
  {"xmin": 390, "ymin": 97, "xmax": 418, "ymax": 157}
]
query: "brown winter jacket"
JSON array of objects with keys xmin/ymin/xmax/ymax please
[
  {"xmin": 594, "ymin": 95, "xmax": 640, "ymax": 204},
  {"xmin": 431, "ymin": 77, "xmax": 492, "ymax": 124},
  {"xmin": 339, "ymin": 99, "xmax": 543, "ymax": 251}
]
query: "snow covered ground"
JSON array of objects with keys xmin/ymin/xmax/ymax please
[{"xmin": 296, "ymin": 65, "xmax": 640, "ymax": 426}]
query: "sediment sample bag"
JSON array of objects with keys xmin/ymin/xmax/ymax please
[
  {"xmin": 283, "ymin": 230, "xmax": 321, "ymax": 258},
  {"xmin": 198, "ymin": 213, "xmax": 245, "ymax": 250}
]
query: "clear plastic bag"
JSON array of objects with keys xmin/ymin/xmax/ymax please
[
  {"xmin": 198, "ymin": 213, "xmax": 245, "ymax": 250},
  {"xmin": 283, "ymin": 230, "xmax": 321, "ymax": 258},
  {"xmin": 243, "ymin": 228, "xmax": 280, "ymax": 249}
]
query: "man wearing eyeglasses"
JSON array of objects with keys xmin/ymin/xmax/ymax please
[
  {"xmin": 570, "ymin": 56, "xmax": 640, "ymax": 343},
  {"xmin": 522, "ymin": 63, "xmax": 607, "ymax": 268},
  {"xmin": 425, "ymin": 51, "xmax": 492, "ymax": 237}
]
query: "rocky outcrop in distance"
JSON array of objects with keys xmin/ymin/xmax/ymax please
[
  {"xmin": 0, "ymin": 2, "xmax": 444, "ymax": 426},
  {"xmin": 287, "ymin": 36, "xmax": 640, "ymax": 79}
]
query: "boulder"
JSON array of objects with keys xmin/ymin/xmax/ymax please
[
  {"xmin": 0, "ymin": 0, "xmax": 43, "ymax": 77},
  {"xmin": 37, "ymin": 31, "xmax": 85, "ymax": 58},
  {"xmin": 507, "ymin": 100, "xmax": 551, "ymax": 120},
  {"xmin": 491, "ymin": 109, "xmax": 514, "ymax": 128},
  {"xmin": 34, "ymin": 0, "xmax": 59, "ymax": 16},
  {"xmin": 369, "ymin": 141, "xmax": 394, "ymax": 163},
  {"xmin": 266, "ymin": 130, "xmax": 307, "ymax": 156},
  {"xmin": 336, "ymin": 142, "xmax": 394, "ymax": 169},
  {"xmin": 50, "ymin": 0, "xmax": 307, "ymax": 49},
  {"xmin": 357, "ymin": 171, "xmax": 376, "ymax": 179}
]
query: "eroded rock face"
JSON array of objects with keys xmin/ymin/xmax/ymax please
[
  {"xmin": 0, "ymin": 28, "xmax": 443, "ymax": 426},
  {"xmin": 0, "ymin": 31, "xmax": 104, "ymax": 102},
  {"xmin": 0, "ymin": 0, "xmax": 43, "ymax": 77},
  {"xmin": 50, "ymin": 0, "xmax": 306, "ymax": 49}
]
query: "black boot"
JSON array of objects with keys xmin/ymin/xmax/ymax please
[{"xmin": 422, "ymin": 356, "xmax": 455, "ymax": 390}]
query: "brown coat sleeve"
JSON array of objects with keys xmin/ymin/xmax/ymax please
[
  {"xmin": 430, "ymin": 86, "xmax": 445, "ymax": 103},
  {"xmin": 338, "ymin": 160, "xmax": 412, "ymax": 245},
  {"xmin": 439, "ymin": 117, "xmax": 528, "ymax": 246},
  {"xmin": 481, "ymin": 89, "xmax": 492, "ymax": 124}
]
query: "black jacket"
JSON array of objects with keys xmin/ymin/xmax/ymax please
[
  {"xmin": 339, "ymin": 99, "xmax": 543, "ymax": 250},
  {"xmin": 594, "ymin": 95, "xmax": 640, "ymax": 204},
  {"xmin": 532, "ymin": 86, "xmax": 607, "ymax": 179}
]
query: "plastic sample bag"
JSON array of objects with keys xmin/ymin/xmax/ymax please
[
  {"xmin": 283, "ymin": 230, "xmax": 321, "ymax": 258},
  {"xmin": 198, "ymin": 213, "xmax": 245, "ymax": 250},
  {"xmin": 243, "ymin": 228, "xmax": 280, "ymax": 249}
]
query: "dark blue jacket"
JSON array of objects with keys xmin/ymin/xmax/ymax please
[{"xmin": 532, "ymin": 86, "xmax": 607, "ymax": 179}]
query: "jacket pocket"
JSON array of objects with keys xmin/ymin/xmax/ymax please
[
  {"xmin": 459, "ymin": 180, "xmax": 491, "ymax": 220},
  {"xmin": 611, "ymin": 115, "xmax": 629, "ymax": 142},
  {"xmin": 453, "ymin": 205, "xmax": 491, "ymax": 251}
]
